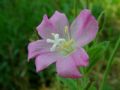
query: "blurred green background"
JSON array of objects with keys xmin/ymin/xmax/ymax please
[{"xmin": 0, "ymin": 0, "xmax": 120, "ymax": 90}]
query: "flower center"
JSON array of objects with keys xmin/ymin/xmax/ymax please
[
  {"xmin": 46, "ymin": 26, "xmax": 75, "ymax": 55},
  {"xmin": 46, "ymin": 33, "xmax": 65, "ymax": 51},
  {"xmin": 59, "ymin": 39, "xmax": 74, "ymax": 55}
]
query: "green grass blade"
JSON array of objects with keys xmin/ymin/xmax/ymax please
[{"xmin": 99, "ymin": 36, "xmax": 120, "ymax": 90}]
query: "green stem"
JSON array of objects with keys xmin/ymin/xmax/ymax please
[
  {"xmin": 99, "ymin": 36, "xmax": 120, "ymax": 90},
  {"xmin": 76, "ymin": 79, "xmax": 81, "ymax": 90},
  {"xmin": 98, "ymin": 11, "xmax": 106, "ymax": 35},
  {"xmin": 56, "ymin": 76, "xmax": 60, "ymax": 90},
  {"xmin": 74, "ymin": 0, "xmax": 77, "ymax": 17},
  {"xmin": 86, "ymin": 0, "xmax": 89, "ymax": 9},
  {"xmin": 80, "ymin": 0, "xmax": 86, "ymax": 9}
]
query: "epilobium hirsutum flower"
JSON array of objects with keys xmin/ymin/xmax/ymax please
[{"xmin": 28, "ymin": 9, "xmax": 98, "ymax": 78}]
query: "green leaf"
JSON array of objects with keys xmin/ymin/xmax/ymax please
[
  {"xmin": 99, "ymin": 37, "xmax": 120, "ymax": 90},
  {"xmin": 59, "ymin": 77, "xmax": 78, "ymax": 90},
  {"xmin": 87, "ymin": 41, "xmax": 109, "ymax": 72},
  {"xmin": 88, "ymin": 82, "xmax": 97, "ymax": 90}
]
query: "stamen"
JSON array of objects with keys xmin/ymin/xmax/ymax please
[
  {"xmin": 52, "ymin": 33, "xmax": 59, "ymax": 38},
  {"xmin": 64, "ymin": 26, "xmax": 70, "ymax": 40},
  {"xmin": 50, "ymin": 43, "xmax": 57, "ymax": 51},
  {"xmin": 46, "ymin": 33, "xmax": 65, "ymax": 52},
  {"xmin": 64, "ymin": 26, "xmax": 68, "ymax": 33},
  {"xmin": 46, "ymin": 39, "xmax": 54, "ymax": 43}
]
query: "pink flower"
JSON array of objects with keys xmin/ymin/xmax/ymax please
[{"xmin": 28, "ymin": 9, "xmax": 98, "ymax": 78}]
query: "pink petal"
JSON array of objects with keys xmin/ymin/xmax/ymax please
[
  {"xmin": 70, "ymin": 9, "xmax": 98, "ymax": 47},
  {"xmin": 28, "ymin": 40, "xmax": 51, "ymax": 60},
  {"xmin": 50, "ymin": 11, "xmax": 69, "ymax": 38},
  {"xmin": 35, "ymin": 52, "xmax": 60, "ymax": 72},
  {"xmin": 56, "ymin": 56, "xmax": 82, "ymax": 78},
  {"xmin": 37, "ymin": 11, "xmax": 69, "ymax": 39},
  {"xmin": 72, "ymin": 48, "xmax": 89, "ymax": 67},
  {"xmin": 36, "ymin": 15, "xmax": 57, "ymax": 39}
]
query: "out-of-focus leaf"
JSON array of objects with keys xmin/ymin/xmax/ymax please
[
  {"xmin": 87, "ymin": 41, "xmax": 109, "ymax": 72},
  {"xmin": 59, "ymin": 77, "xmax": 77, "ymax": 90},
  {"xmin": 89, "ymin": 83, "xmax": 97, "ymax": 90}
]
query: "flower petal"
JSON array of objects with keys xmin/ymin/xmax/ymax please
[
  {"xmin": 35, "ymin": 52, "xmax": 60, "ymax": 72},
  {"xmin": 36, "ymin": 15, "xmax": 57, "ymax": 39},
  {"xmin": 56, "ymin": 56, "xmax": 82, "ymax": 78},
  {"xmin": 50, "ymin": 11, "xmax": 69, "ymax": 38},
  {"xmin": 28, "ymin": 40, "xmax": 51, "ymax": 60},
  {"xmin": 70, "ymin": 9, "xmax": 98, "ymax": 47},
  {"xmin": 72, "ymin": 48, "xmax": 89, "ymax": 67}
]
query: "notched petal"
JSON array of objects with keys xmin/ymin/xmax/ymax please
[
  {"xmin": 50, "ymin": 11, "xmax": 69, "ymax": 38},
  {"xmin": 71, "ymin": 9, "xmax": 99, "ymax": 47},
  {"xmin": 36, "ymin": 15, "xmax": 57, "ymax": 39}
]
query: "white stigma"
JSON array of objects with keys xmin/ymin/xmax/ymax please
[{"xmin": 46, "ymin": 33, "xmax": 65, "ymax": 51}]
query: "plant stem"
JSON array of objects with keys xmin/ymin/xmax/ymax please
[
  {"xmin": 99, "ymin": 36, "xmax": 120, "ymax": 90},
  {"xmin": 74, "ymin": 0, "xmax": 77, "ymax": 17},
  {"xmin": 56, "ymin": 76, "xmax": 60, "ymax": 90},
  {"xmin": 86, "ymin": 0, "xmax": 89, "ymax": 9},
  {"xmin": 76, "ymin": 79, "xmax": 80, "ymax": 90}
]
